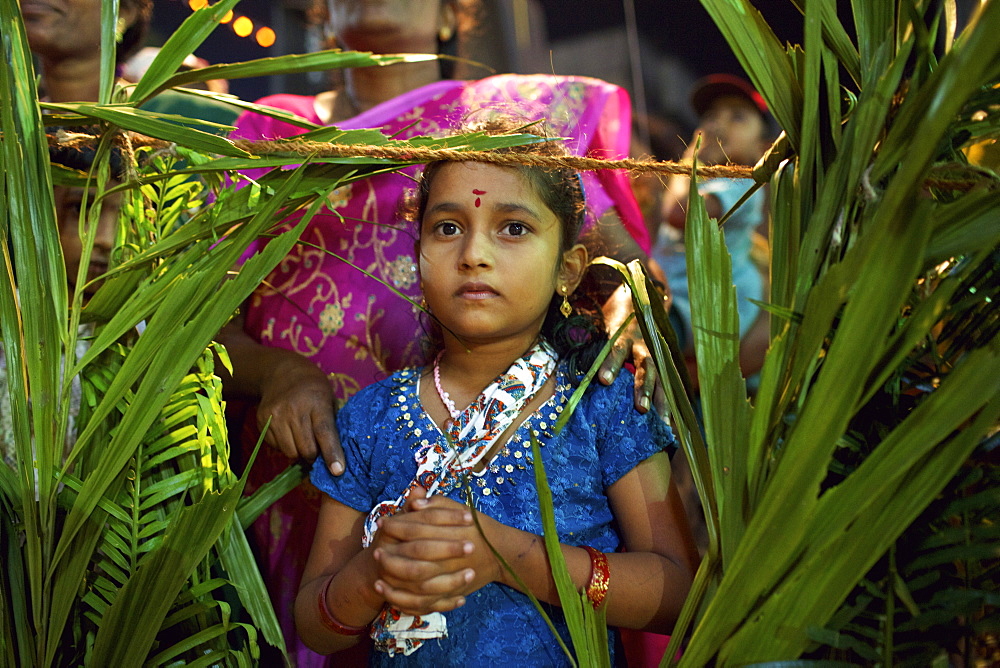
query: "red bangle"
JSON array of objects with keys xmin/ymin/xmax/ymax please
[
  {"xmin": 317, "ymin": 575, "xmax": 367, "ymax": 636},
  {"xmin": 582, "ymin": 546, "xmax": 610, "ymax": 609}
]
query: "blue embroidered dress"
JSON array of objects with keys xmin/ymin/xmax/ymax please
[{"xmin": 311, "ymin": 363, "xmax": 673, "ymax": 666}]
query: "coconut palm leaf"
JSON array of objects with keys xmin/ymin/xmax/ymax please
[
  {"xmin": 0, "ymin": 0, "xmax": 76, "ymax": 662},
  {"xmin": 88, "ymin": 480, "xmax": 247, "ymax": 665},
  {"xmin": 656, "ymin": 0, "xmax": 1000, "ymax": 664},
  {"xmin": 589, "ymin": 256, "xmax": 721, "ymax": 667},
  {"xmin": 0, "ymin": 497, "xmax": 31, "ymax": 666},
  {"xmin": 55, "ymin": 343, "xmax": 264, "ymax": 662},
  {"xmin": 236, "ymin": 461, "xmax": 308, "ymax": 529},
  {"xmin": 683, "ymin": 156, "xmax": 751, "ymax": 567},
  {"xmin": 127, "ymin": 0, "xmax": 243, "ymax": 104},
  {"xmin": 141, "ymin": 51, "xmax": 438, "ymax": 110},
  {"xmin": 529, "ymin": 432, "xmax": 610, "ymax": 668},
  {"xmin": 42, "ymin": 102, "xmax": 248, "ymax": 157},
  {"xmin": 96, "ymin": 0, "xmax": 118, "ymax": 103}
]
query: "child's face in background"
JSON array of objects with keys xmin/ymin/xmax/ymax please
[
  {"xmin": 418, "ymin": 162, "xmax": 582, "ymax": 349},
  {"xmin": 55, "ymin": 185, "xmax": 120, "ymax": 296},
  {"xmin": 695, "ymin": 95, "xmax": 769, "ymax": 166}
]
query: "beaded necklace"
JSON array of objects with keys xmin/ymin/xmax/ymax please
[{"xmin": 432, "ymin": 351, "xmax": 462, "ymax": 420}]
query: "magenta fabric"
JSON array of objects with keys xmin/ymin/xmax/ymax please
[{"xmin": 229, "ymin": 74, "xmax": 645, "ymax": 667}]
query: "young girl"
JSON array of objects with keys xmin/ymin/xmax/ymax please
[{"xmin": 296, "ymin": 136, "xmax": 698, "ymax": 665}]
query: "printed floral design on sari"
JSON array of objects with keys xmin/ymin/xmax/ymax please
[
  {"xmin": 318, "ymin": 302, "xmax": 345, "ymax": 336},
  {"xmin": 388, "ymin": 254, "xmax": 418, "ymax": 289},
  {"xmin": 325, "ymin": 183, "xmax": 352, "ymax": 210}
]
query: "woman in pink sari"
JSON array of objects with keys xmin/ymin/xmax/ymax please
[{"xmin": 219, "ymin": 1, "xmax": 657, "ymax": 664}]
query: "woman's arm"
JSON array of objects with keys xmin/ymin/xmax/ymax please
[
  {"xmin": 215, "ymin": 310, "xmax": 345, "ymax": 474},
  {"xmin": 587, "ymin": 210, "xmax": 671, "ymax": 417}
]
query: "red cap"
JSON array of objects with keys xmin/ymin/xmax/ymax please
[{"xmin": 690, "ymin": 74, "xmax": 768, "ymax": 118}]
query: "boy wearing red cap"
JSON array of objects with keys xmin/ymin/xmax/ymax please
[{"xmin": 652, "ymin": 74, "xmax": 774, "ymax": 356}]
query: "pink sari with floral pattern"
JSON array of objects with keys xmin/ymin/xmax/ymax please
[{"xmin": 229, "ymin": 74, "xmax": 643, "ymax": 667}]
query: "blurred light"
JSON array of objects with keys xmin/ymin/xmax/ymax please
[
  {"xmin": 256, "ymin": 26, "xmax": 276, "ymax": 48},
  {"xmin": 220, "ymin": 10, "xmax": 234, "ymax": 24},
  {"xmin": 233, "ymin": 16, "xmax": 254, "ymax": 37},
  {"xmin": 188, "ymin": 0, "xmax": 208, "ymax": 9}
]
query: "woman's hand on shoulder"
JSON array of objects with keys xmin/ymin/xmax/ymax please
[
  {"xmin": 216, "ymin": 314, "xmax": 346, "ymax": 474},
  {"xmin": 599, "ymin": 283, "xmax": 670, "ymax": 418},
  {"xmin": 257, "ymin": 350, "xmax": 344, "ymax": 473}
]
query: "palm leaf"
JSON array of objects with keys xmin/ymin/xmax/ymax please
[
  {"xmin": 127, "ymin": 0, "xmax": 243, "ymax": 104},
  {"xmin": 97, "ymin": 0, "xmax": 120, "ymax": 103},
  {"xmin": 88, "ymin": 481, "xmax": 246, "ymax": 665},
  {"xmin": 529, "ymin": 432, "xmax": 609, "ymax": 667},
  {"xmin": 141, "ymin": 51, "xmax": 438, "ymax": 106},
  {"xmin": 42, "ymin": 103, "xmax": 248, "ymax": 157},
  {"xmin": 668, "ymin": 0, "xmax": 1000, "ymax": 664},
  {"xmin": 683, "ymin": 156, "xmax": 751, "ymax": 567}
]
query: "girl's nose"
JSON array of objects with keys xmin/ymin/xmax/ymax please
[{"xmin": 458, "ymin": 230, "xmax": 491, "ymax": 269}]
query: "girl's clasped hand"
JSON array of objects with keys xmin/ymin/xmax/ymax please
[{"xmin": 369, "ymin": 487, "xmax": 493, "ymax": 616}]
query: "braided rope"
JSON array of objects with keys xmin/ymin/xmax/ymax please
[{"xmin": 44, "ymin": 129, "xmax": 994, "ymax": 191}]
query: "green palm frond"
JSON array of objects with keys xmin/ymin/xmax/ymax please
[
  {"xmin": 65, "ymin": 345, "xmax": 258, "ymax": 663},
  {"xmin": 810, "ymin": 453, "xmax": 1000, "ymax": 666},
  {"xmin": 649, "ymin": 1, "xmax": 1000, "ymax": 665},
  {"xmin": 3, "ymin": 1, "xmax": 556, "ymax": 662}
]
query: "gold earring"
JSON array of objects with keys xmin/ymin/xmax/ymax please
[
  {"xmin": 438, "ymin": 24, "xmax": 453, "ymax": 42},
  {"xmin": 559, "ymin": 286, "xmax": 572, "ymax": 318}
]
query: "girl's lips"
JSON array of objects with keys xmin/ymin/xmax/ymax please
[{"xmin": 456, "ymin": 283, "xmax": 498, "ymax": 300}]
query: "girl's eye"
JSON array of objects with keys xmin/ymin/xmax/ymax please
[
  {"xmin": 435, "ymin": 221, "xmax": 460, "ymax": 236},
  {"xmin": 503, "ymin": 222, "xmax": 528, "ymax": 237}
]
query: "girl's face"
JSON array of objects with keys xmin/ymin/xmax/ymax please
[
  {"xmin": 326, "ymin": 0, "xmax": 454, "ymax": 54},
  {"xmin": 419, "ymin": 162, "xmax": 586, "ymax": 349}
]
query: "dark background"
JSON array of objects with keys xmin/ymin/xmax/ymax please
[
  {"xmin": 146, "ymin": 0, "xmax": 808, "ymax": 103},
  {"xmin": 144, "ymin": 0, "xmax": 980, "ymax": 144}
]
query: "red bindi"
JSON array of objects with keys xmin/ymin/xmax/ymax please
[{"xmin": 472, "ymin": 189, "xmax": 487, "ymax": 207}]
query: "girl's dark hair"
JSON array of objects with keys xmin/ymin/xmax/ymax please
[
  {"xmin": 49, "ymin": 139, "xmax": 126, "ymax": 181},
  {"xmin": 412, "ymin": 119, "xmax": 608, "ymax": 380}
]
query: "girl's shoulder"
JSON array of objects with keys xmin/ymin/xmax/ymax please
[
  {"xmin": 569, "ymin": 363, "xmax": 637, "ymax": 410},
  {"xmin": 338, "ymin": 367, "xmax": 423, "ymax": 422},
  {"xmin": 566, "ymin": 364, "xmax": 673, "ymax": 438}
]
